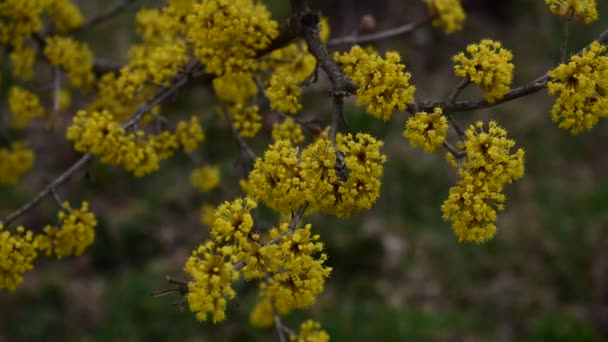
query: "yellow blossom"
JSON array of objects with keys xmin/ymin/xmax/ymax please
[
  {"xmin": 453, "ymin": 39, "xmax": 514, "ymax": 103},
  {"xmin": 186, "ymin": 0, "xmax": 279, "ymax": 75},
  {"xmin": 319, "ymin": 17, "xmax": 331, "ymax": 43},
  {"xmin": 232, "ymin": 105, "xmax": 262, "ymax": 138},
  {"xmin": 44, "ymin": 36, "xmax": 95, "ymax": 89},
  {"xmin": 299, "ymin": 134, "xmax": 387, "ymax": 218},
  {"xmin": 335, "ymin": 46, "xmax": 415, "ymax": 121},
  {"xmin": 175, "ymin": 116, "xmax": 205, "ymax": 152},
  {"xmin": 265, "ymin": 223, "xmax": 332, "ymax": 312},
  {"xmin": 266, "ymin": 73, "xmax": 303, "ymax": 114},
  {"xmin": 249, "ymin": 297, "xmax": 275, "ymax": 328},
  {"xmin": 247, "ymin": 140, "xmax": 308, "ymax": 213},
  {"xmin": 199, "ymin": 203, "xmax": 216, "ymax": 227},
  {"xmin": 424, "ymin": 0, "xmax": 466, "ymax": 34},
  {"xmin": 211, "ymin": 198, "xmax": 257, "ymax": 245},
  {"xmin": 262, "ymin": 42, "xmax": 316, "ymax": 84},
  {"xmin": 35, "ymin": 202, "xmax": 97, "ymax": 259},
  {"xmin": 191, "ymin": 166, "xmax": 221, "ymax": 192},
  {"xmin": 290, "ymin": 320, "xmax": 330, "ymax": 342},
  {"xmin": 8, "ymin": 86, "xmax": 44, "ymax": 130},
  {"xmin": 213, "ymin": 72, "xmax": 258, "ymax": 105},
  {"xmin": 10, "ymin": 45, "xmax": 35, "ymax": 80},
  {"xmin": 272, "ymin": 117, "xmax": 305, "ymax": 144},
  {"xmin": 185, "ymin": 241, "xmax": 239, "ymax": 323},
  {"xmin": 136, "ymin": 7, "xmax": 181, "ymax": 44},
  {"xmin": 545, "ymin": 0, "xmax": 598, "ymax": 23},
  {"xmin": 0, "ymin": 225, "xmax": 38, "ymax": 291},
  {"xmin": 442, "ymin": 121, "xmax": 525, "ymax": 243},
  {"xmin": 403, "ymin": 107, "xmax": 448, "ymax": 152},
  {"xmin": 547, "ymin": 41, "xmax": 608, "ymax": 134},
  {"xmin": 0, "ymin": 0, "xmax": 44, "ymax": 46},
  {"xmin": 44, "ymin": 0, "xmax": 84, "ymax": 33},
  {"xmin": 0, "ymin": 141, "xmax": 34, "ymax": 185},
  {"xmin": 67, "ymin": 110, "xmax": 175, "ymax": 177}
]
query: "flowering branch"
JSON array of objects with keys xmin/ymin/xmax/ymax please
[
  {"xmin": 0, "ymin": 61, "xmax": 198, "ymax": 228},
  {"xmin": 418, "ymin": 28, "xmax": 608, "ymax": 113}
]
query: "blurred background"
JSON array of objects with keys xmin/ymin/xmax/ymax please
[{"xmin": 1, "ymin": 0, "xmax": 608, "ymax": 341}]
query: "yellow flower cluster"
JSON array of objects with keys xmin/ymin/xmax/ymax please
[
  {"xmin": 247, "ymin": 140, "xmax": 307, "ymax": 213},
  {"xmin": 44, "ymin": 36, "xmax": 95, "ymax": 89},
  {"xmin": 175, "ymin": 116, "xmax": 205, "ymax": 152},
  {"xmin": 231, "ymin": 105, "xmax": 262, "ymax": 138},
  {"xmin": 453, "ymin": 39, "xmax": 514, "ymax": 103},
  {"xmin": 264, "ymin": 223, "xmax": 332, "ymax": 313},
  {"xmin": 290, "ymin": 320, "xmax": 330, "ymax": 342},
  {"xmin": 424, "ymin": 0, "xmax": 466, "ymax": 34},
  {"xmin": 211, "ymin": 197, "xmax": 257, "ymax": 245},
  {"xmin": 212, "ymin": 71, "xmax": 262, "ymax": 138},
  {"xmin": 191, "ymin": 166, "xmax": 221, "ymax": 192},
  {"xmin": 0, "ymin": 0, "xmax": 44, "ymax": 46},
  {"xmin": 136, "ymin": 7, "xmax": 182, "ymax": 45},
  {"xmin": 117, "ymin": 41, "xmax": 188, "ymax": 99},
  {"xmin": 186, "ymin": 0, "xmax": 279, "ymax": 75},
  {"xmin": 8, "ymin": 86, "xmax": 45, "ymax": 130},
  {"xmin": 45, "ymin": 0, "xmax": 84, "ymax": 33},
  {"xmin": 266, "ymin": 74, "xmax": 303, "ymax": 114},
  {"xmin": 335, "ymin": 46, "xmax": 416, "ymax": 121},
  {"xmin": 0, "ymin": 141, "xmax": 35, "ymax": 185},
  {"xmin": 249, "ymin": 297, "xmax": 275, "ymax": 328},
  {"xmin": 272, "ymin": 118, "xmax": 305, "ymax": 144},
  {"xmin": 213, "ymin": 72, "xmax": 258, "ymax": 105},
  {"xmin": 262, "ymin": 42, "xmax": 317, "ymax": 84},
  {"xmin": 0, "ymin": 225, "xmax": 38, "ymax": 291},
  {"xmin": 186, "ymin": 193, "xmax": 333, "ymax": 322},
  {"xmin": 185, "ymin": 241, "xmax": 239, "ymax": 323},
  {"xmin": 199, "ymin": 203, "xmax": 216, "ymax": 227},
  {"xmin": 547, "ymin": 41, "xmax": 608, "ymax": 135},
  {"xmin": 36, "ymin": 202, "xmax": 97, "ymax": 259},
  {"xmin": 403, "ymin": 107, "xmax": 448, "ymax": 152},
  {"xmin": 247, "ymin": 133, "xmax": 386, "ymax": 217},
  {"xmin": 10, "ymin": 45, "xmax": 35, "ymax": 80},
  {"xmin": 545, "ymin": 0, "xmax": 598, "ymax": 23},
  {"xmin": 67, "ymin": 110, "xmax": 200, "ymax": 176},
  {"xmin": 441, "ymin": 121, "xmax": 525, "ymax": 243}
]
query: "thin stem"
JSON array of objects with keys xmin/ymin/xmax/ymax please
[
  {"xmin": 447, "ymin": 78, "xmax": 470, "ymax": 104},
  {"xmin": 443, "ymin": 141, "xmax": 465, "ymax": 160},
  {"xmin": 72, "ymin": 0, "xmax": 138, "ymax": 35},
  {"xmin": 53, "ymin": 68, "xmax": 61, "ymax": 115},
  {"xmin": 50, "ymin": 186, "xmax": 67, "ymax": 211},
  {"xmin": 288, "ymin": 203, "xmax": 309, "ymax": 234},
  {"xmin": 272, "ymin": 300, "xmax": 287, "ymax": 342},
  {"xmin": 327, "ymin": 16, "xmax": 433, "ymax": 47}
]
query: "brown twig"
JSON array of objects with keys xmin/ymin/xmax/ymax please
[
  {"xmin": 327, "ymin": 15, "xmax": 433, "ymax": 47},
  {"xmin": 272, "ymin": 298, "xmax": 287, "ymax": 342},
  {"xmin": 75, "ymin": 0, "xmax": 138, "ymax": 34},
  {"xmin": 301, "ymin": 13, "xmax": 358, "ymax": 95}
]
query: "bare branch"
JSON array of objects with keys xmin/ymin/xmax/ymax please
[
  {"xmin": 327, "ymin": 16, "xmax": 433, "ymax": 47},
  {"xmin": 302, "ymin": 13, "xmax": 358, "ymax": 95},
  {"xmin": 71, "ymin": 0, "xmax": 138, "ymax": 35}
]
